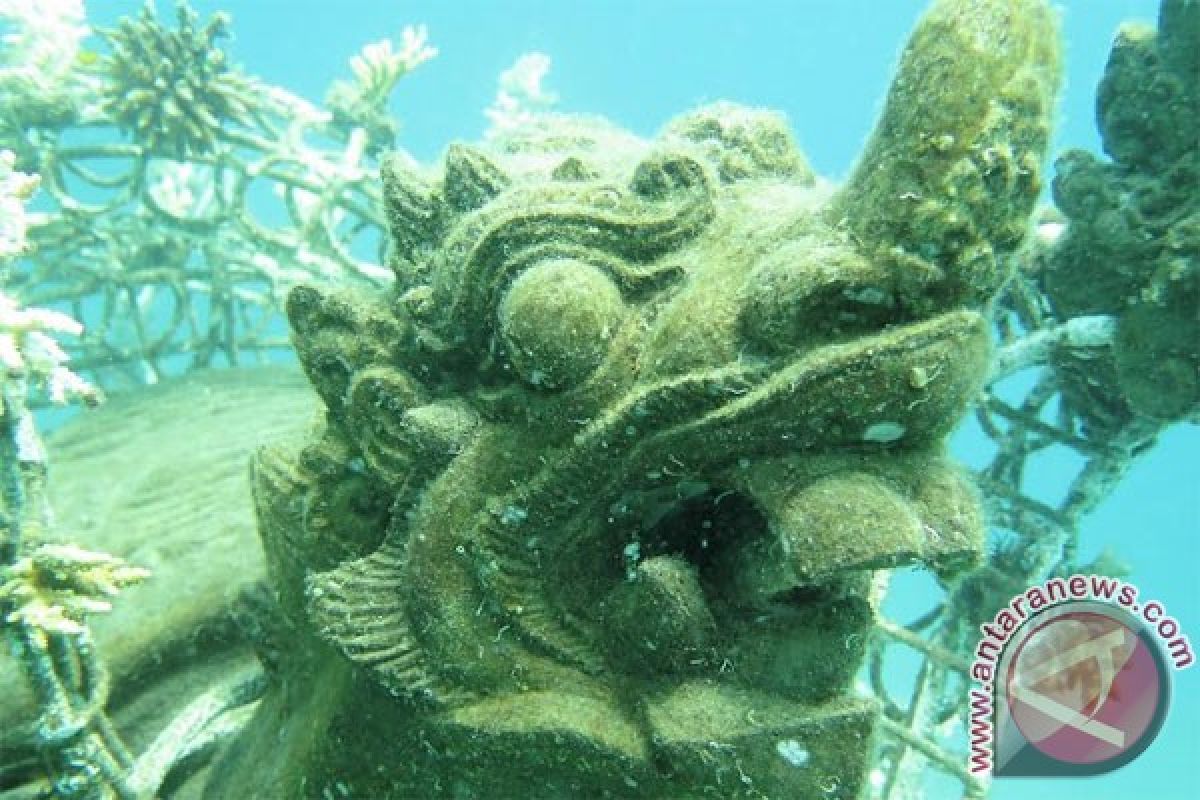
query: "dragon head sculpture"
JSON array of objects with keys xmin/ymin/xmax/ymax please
[{"xmin": 208, "ymin": 1, "xmax": 1060, "ymax": 797}]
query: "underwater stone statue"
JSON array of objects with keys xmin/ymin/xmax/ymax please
[{"xmin": 205, "ymin": 0, "xmax": 1060, "ymax": 797}]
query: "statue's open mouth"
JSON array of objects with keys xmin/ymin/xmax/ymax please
[
  {"xmin": 225, "ymin": 0, "xmax": 1064, "ymax": 790},
  {"xmin": 301, "ymin": 309, "xmax": 986, "ymax": 713}
]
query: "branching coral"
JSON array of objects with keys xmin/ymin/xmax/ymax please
[
  {"xmin": 99, "ymin": 2, "xmax": 258, "ymax": 157},
  {"xmin": 4, "ymin": 4, "xmax": 434, "ymax": 391},
  {"xmin": 484, "ymin": 52, "xmax": 558, "ymax": 134},
  {"xmin": 0, "ymin": 0, "xmax": 90, "ymax": 129},
  {"xmin": 0, "ymin": 149, "xmax": 38, "ymax": 260},
  {"xmin": 0, "ymin": 543, "xmax": 148, "ymax": 644},
  {"xmin": 325, "ymin": 25, "xmax": 437, "ymax": 153},
  {"xmin": 0, "ymin": 150, "xmax": 98, "ymax": 451},
  {"xmin": 0, "ymin": 291, "xmax": 97, "ymax": 409},
  {"xmin": 1, "ymin": 148, "xmax": 138, "ymax": 800}
]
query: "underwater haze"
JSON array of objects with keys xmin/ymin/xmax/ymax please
[{"xmin": 2, "ymin": 1, "xmax": 1196, "ymax": 799}]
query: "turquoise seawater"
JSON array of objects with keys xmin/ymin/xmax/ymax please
[{"xmin": 63, "ymin": 1, "xmax": 1200, "ymax": 798}]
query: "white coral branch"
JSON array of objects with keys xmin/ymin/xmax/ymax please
[
  {"xmin": 329, "ymin": 24, "xmax": 437, "ymax": 113},
  {"xmin": 0, "ymin": 150, "xmax": 40, "ymax": 260},
  {"xmin": 484, "ymin": 52, "xmax": 558, "ymax": 134},
  {"xmin": 1, "ymin": 150, "xmax": 99, "ymax": 408}
]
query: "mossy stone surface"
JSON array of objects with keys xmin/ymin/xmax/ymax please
[
  {"xmin": 206, "ymin": 1, "xmax": 1060, "ymax": 796},
  {"xmin": 499, "ymin": 259, "xmax": 626, "ymax": 389}
]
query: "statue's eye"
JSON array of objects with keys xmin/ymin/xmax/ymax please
[{"xmin": 498, "ymin": 259, "xmax": 626, "ymax": 390}]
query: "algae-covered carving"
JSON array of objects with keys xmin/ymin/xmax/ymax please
[{"xmin": 208, "ymin": 1, "xmax": 1060, "ymax": 797}]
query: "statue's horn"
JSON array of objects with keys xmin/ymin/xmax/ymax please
[{"xmin": 830, "ymin": 0, "xmax": 1061, "ymax": 312}]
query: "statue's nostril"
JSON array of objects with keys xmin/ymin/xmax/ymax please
[
  {"xmin": 767, "ymin": 585, "xmax": 832, "ymax": 608},
  {"xmin": 632, "ymin": 486, "xmax": 767, "ymax": 576}
]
